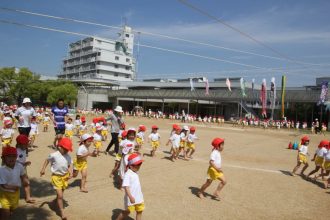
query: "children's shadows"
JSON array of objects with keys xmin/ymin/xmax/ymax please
[
  {"xmin": 11, "ymin": 205, "xmax": 52, "ymax": 220},
  {"xmin": 111, "ymin": 209, "xmax": 134, "ymax": 220},
  {"xmin": 279, "ymin": 170, "xmax": 326, "ymax": 189},
  {"xmin": 279, "ymin": 170, "xmax": 293, "ymax": 176},
  {"xmin": 188, "ymin": 186, "xmax": 219, "ymax": 201},
  {"xmin": 19, "ymin": 178, "xmax": 55, "ymax": 199},
  {"xmin": 39, "ymin": 199, "xmax": 69, "ymax": 219},
  {"xmin": 68, "ymin": 179, "xmax": 81, "ymax": 188}
]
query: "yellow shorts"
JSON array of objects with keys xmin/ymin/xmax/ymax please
[
  {"xmin": 92, "ymin": 128, "xmax": 96, "ymax": 133},
  {"xmin": 101, "ymin": 130, "xmax": 108, "ymax": 137},
  {"xmin": 323, "ymin": 161, "xmax": 330, "ymax": 171},
  {"xmin": 128, "ymin": 202, "xmax": 145, "ymax": 213},
  {"xmin": 43, "ymin": 122, "xmax": 49, "ymax": 126},
  {"xmin": 65, "ymin": 130, "xmax": 74, "ymax": 138},
  {"xmin": 151, "ymin": 141, "xmax": 160, "ymax": 149},
  {"xmin": 73, "ymin": 158, "xmax": 87, "ymax": 171},
  {"xmin": 94, "ymin": 141, "xmax": 102, "ymax": 150},
  {"xmin": 115, "ymin": 153, "xmax": 122, "ymax": 162},
  {"xmin": 179, "ymin": 141, "xmax": 186, "ymax": 149},
  {"xmin": 315, "ymin": 156, "xmax": 324, "ymax": 167},
  {"xmin": 79, "ymin": 130, "xmax": 86, "ymax": 136},
  {"xmin": 51, "ymin": 173, "xmax": 69, "ymax": 190},
  {"xmin": 298, "ymin": 153, "xmax": 308, "ymax": 164},
  {"xmin": 187, "ymin": 142, "xmax": 195, "ymax": 149},
  {"xmin": 0, "ymin": 190, "xmax": 19, "ymax": 210},
  {"xmin": 136, "ymin": 137, "xmax": 144, "ymax": 146},
  {"xmin": 2, "ymin": 138, "xmax": 12, "ymax": 146},
  {"xmin": 118, "ymin": 137, "xmax": 122, "ymax": 142},
  {"xmin": 207, "ymin": 167, "xmax": 224, "ymax": 180}
]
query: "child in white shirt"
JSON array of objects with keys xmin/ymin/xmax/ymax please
[
  {"xmin": 65, "ymin": 118, "xmax": 75, "ymax": 139},
  {"xmin": 166, "ymin": 126, "xmax": 181, "ymax": 162},
  {"xmin": 29, "ymin": 119, "xmax": 39, "ymax": 147},
  {"xmin": 307, "ymin": 140, "xmax": 328, "ymax": 179},
  {"xmin": 186, "ymin": 126, "xmax": 199, "ymax": 159},
  {"xmin": 292, "ymin": 136, "xmax": 310, "ymax": 176},
  {"xmin": 0, "ymin": 121, "xmax": 15, "ymax": 147},
  {"xmin": 148, "ymin": 125, "xmax": 161, "ymax": 157}
]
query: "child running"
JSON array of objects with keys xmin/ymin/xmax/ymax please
[
  {"xmin": 64, "ymin": 118, "xmax": 75, "ymax": 139},
  {"xmin": 177, "ymin": 125, "xmax": 189, "ymax": 160},
  {"xmin": 198, "ymin": 138, "xmax": 227, "ymax": 200},
  {"xmin": 148, "ymin": 125, "xmax": 160, "ymax": 157},
  {"xmin": 110, "ymin": 130, "xmax": 127, "ymax": 180},
  {"xmin": 315, "ymin": 143, "xmax": 330, "ymax": 188},
  {"xmin": 15, "ymin": 135, "xmax": 35, "ymax": 204},
  {"xmin": 136, "ymin": 125, "xmax": 146, "ymax": 151},
  {"xmin": 29, "ymin": 118, "xmax": 38, "ymax": 148},
  {"xmin": 166, "ymin": 126, "xmax": 181, "ymax": 162},
  {"xmin": 43, "ymin": 113, "xmax": 51, "ymax": 132},
  {"xmin": 73, "ymin": 134, "xmax": 96, "ymax": 193},
  {"xmin": 0, "ymin": 121, "xmax": 14, "ymax": 147},
  {"xmin": 78, "ymin": 119, "xmax": 88, "ymax": 138},
  {"xmin": 40, "ymin": 138, "xmax": 73, "ymax": 220},
  {"xmin": 116, "ymin": 153, "xmax": 144, "ymax": 220},
  {"xmin": 74, "ymin": 115, "xmax": 81, "ymax": 136},
  {"xmin": 93, "ymin": 126, "xmax": 103, "ymax": 156},
  {"xmin": 0, "ymin": 147, "xmax": 30, "ymax": 220},
  {"xmin": 292, "ymin": 136, "xmax": 310, "ymax": 176},
  {"xmin": 186, "ymin": 126, "xmax": 199, "ymax": 159},
  {"xmin": 307, "ymin": 140, "xmax": 328, "ymax": 180}
]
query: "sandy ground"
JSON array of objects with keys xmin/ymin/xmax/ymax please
[{"xmin": 8, "ymin": 116, "xmax": 330, "ymax": 220}]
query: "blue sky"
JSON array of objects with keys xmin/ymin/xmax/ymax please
[{"xmin": 0, "ymin": 0, "xmax": 329, "ymax": 86}]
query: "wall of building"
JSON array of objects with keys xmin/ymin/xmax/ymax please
[{"xmin": 77, "ymin": 90, "xmax": 110, "ymax": 110}]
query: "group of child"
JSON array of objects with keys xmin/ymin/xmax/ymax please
[{"xmin": 291, "ymin": 135, "xmax": 330, "ymax": 188}]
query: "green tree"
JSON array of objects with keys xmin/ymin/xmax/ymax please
[{"xmin": 47, "ymin": 83, "xmax": 77, "ymax": 107}]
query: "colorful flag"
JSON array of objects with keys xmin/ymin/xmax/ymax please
[
  {"xmin": 270, "ymin": 77, "xmax": 276, "ymax": 119},
  {"xmin": 318, "ymin": 81, "xmax": 328, "ymax": 105},
  {"xmin": 190, "ymin": 78, "xmax": 195, "ymax": 91},
  {"xmin": 205, "ymin": 78, "xmax": 209, "ymax": 95},
  {"xmin": 240, "ymin": 78, "xmax": 247, "ymax": 98},
  {"xmin": 226, "ymin": 78, "xmax": 232, "ymax": 92},
  {"xmin": 281, "ymin": 75, "xmax": 286, "ymax": 118},
  {"xmin": 252, "ymin": 78, "xmax": 255, "ymax": 92},
  {"xmin": 261, "ymin": 79, "xmax": 267, "ymax": 118}
]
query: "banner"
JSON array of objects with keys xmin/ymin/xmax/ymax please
[
  {"xmin": 281, "ymin": 75, "xmax": 286, "ymax": 118},
  {"xmin": 261, "ymin": 79, "xmax": 267, "ymax": 118},
  {"xmin": 226, "ymin": 78, "xmax": 232, "ymax": 92},
  {"xmin": 190, "ymin": 78, "xmax": 195, "ymax": 91},
  {"xmin": 240, "ymin": 78, "xmax": 247, "ymax": 98},
  {"xmin": 270, "ymin": 77, "xmax": 276, "ymax": 119},
  {"xmin": 318, "ymin": 81, "xmax": 328, "ymax": 105},
  {"xmin": 205, "ymin": 78, "xmax": 209, "ymax": 95},
  {"xmin": 252, "ymin": 78, "xmax": 255, "ymax": 92}
]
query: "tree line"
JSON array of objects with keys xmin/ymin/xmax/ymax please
[{"xmin": 0, "ymin": 67, "xmax": 77, "ymax": 107}]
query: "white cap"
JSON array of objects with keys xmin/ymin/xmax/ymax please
[
  {"xmin": 81, "ymin": 134, "xmax": 93, "ymax": 142},
  {"xmin": 183, "ymin": 125, "xmax": 189, "ymax": 130},
  {"xmin": 127, "ymin": 127, "xmax": 136, "ymax": 133},
  {"xmin": 22, "ymin": 97, "xmax": 32, "ymax": 104},
  {"xmin": 114, "ymin": 106, "xmax": 123, "ymax": 113}
]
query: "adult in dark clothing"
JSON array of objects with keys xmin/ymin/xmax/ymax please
[{"xmin": 105, "ymin": 106, "xmax": 124, "ymax": 154}]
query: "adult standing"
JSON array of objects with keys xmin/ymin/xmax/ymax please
[
  {"xmin": 105, "ymin": 106, "xmax": 124, "ymax": 154},
  {"xmin": 15, "ymin": 97, "xmax": 36, "ymax": 136},
  {"xmin": 51, "ymin": 98, "xmax": 68, "ymax": 147}
]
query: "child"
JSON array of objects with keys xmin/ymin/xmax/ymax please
[
  {"xmin": 40, "ymin": 138, "xmax": 73, "ymax": 220},
  {"xmin": 176, "ymin": 125, "xmax": 189, "ymax": 160},
  {"xmin": 73, "ymin": 134, "xmax": 96, "ymax": 193},
  {"xmin": 148, "ymin": 125, "xmax": 161, "ymax": 157},
  {"xmin": 136, "ymin": 125, "xmax": 146, "ymax": 151},
  {"xmin": 314, "ymin": 143, "xmax": 330, "ymax": 187},
  {"xmin": 43, "ymin": 113, "xmax": 51, "ymax": 132},
  {"xmin": 0, "ymin": 147, "xmax": 30, "ymax": 220},
  {"xmin": 79, "ymin": 119, "xmax": 88, "ymax": 138},
  {"xmin": 64, "ymin": 118, "xmax": 74, "ymax": 139},
  {"xmin": 166, "ymin": 126, "xmax": 181, "ymax": 162},
  {"xmin": 15, "ymin": 135, "xmax": 35, "ymax": 203},
  {"xmin": 292, "ymin": 136, "xmax": 310, "ymax": 176},
  {"xmin": 198, "ymin": 138, "xmax": 227, "ymax": 199},
  {"xmin": 110, "ymin": 130, "xmax": 127, "ymax": 179},
  {"xmin": 29, "ymin": 118, "xmax": 39, "ymax": 148},
  {"xmin": 116, "ymin": 153, "xmax": 144, "ymax": 220},
  {"xmin": 119, "ymin": 128, "xmax": 137, "ymax": 183},
  {"xmin": 307, "ymin": 140, "xmax": 328, "ymax": 179},
  {"xmin": 101, "ymin": 120, "xmax": 108, "ymax": 141},
  {"xmin": 186, "ymin": 126, "xmax": 199, "ymax": 159},
  {"xmin": 93, "ymin": 126, "xmax": 103, "ymax": 156},
  {"xmin": 0, "ymin": 121, "xmax": 14, "ymax": 147},
  {"xmin": 74, "ymin": 115, "xmax": 81, "ymax": 136}
]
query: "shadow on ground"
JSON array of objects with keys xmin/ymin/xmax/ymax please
[
  {"xmin": 11, "ymin": 205, "xmax": 52, "ymax": 220},
  {"xmin": 111, "ymin": 208, "xmax": 134, "ymax": 220}
]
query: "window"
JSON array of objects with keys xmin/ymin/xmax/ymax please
[
  {"xmin": 114, "ymin": 64, "xmax": 119, "ymax": 68},
  {"xmin": 96, "ymin": 70, "xmax": 99, "ymax": 73},
  {"xmin": 125, "ymin": 66, "xmax": 130, "ymax": 70},
  {"xmin": 125, "ymin": 34, "xmax": 129, "ymax": 37},
  {"xmin": 115, "ymin": 56, "xmax": 119, "ymax": 60},
  {"xmin": 114, "ymin": 73, "xmax": 119, "ymax": 77},
  {"xmin": 126, "ymin": 58, "xmax": 130, "ymax": 62},
  {"xmin": 97, "ymin": 61, "xmax": 100, "ymax": 65},
  {"xmin": 97, "ymin": 52, "xmax": 101, "ymax": 56}
]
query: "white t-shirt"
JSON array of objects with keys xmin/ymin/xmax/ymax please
[
  {"xmin": 170, "ymin": 133, "xmax": 181, "ymax": 148},
  {"xmin": 148, "ymin": 133, "xmax": 160, "ymax": 141},
  {"xmin": 324, "ymin": 150, "xmax": 330, "ymax": 161},
  {"xmin": 0, "ymin": 163, "xmax": 25, "ymax": 192},
  {"xmin": 299, "ymin": 145, "xmax": 308, "ymax": 155},
  {"xmin": 79, "ymin": 124, "xmax": 87, "ymax": 131},
  {"xmin": 76, "ymin": 144, "xmax": 89, "ymax": 156},
  {"xmin": 122, "ymin": 169, "xmax": 144, "ymax": 206},
  {"xmin": 30, "ymin": 123, "xmax": 38, "ymax": 135},
  {"xmin": 180, "ymin": 132, "xmax": 187, "ymax": 141},
  {"xmin": 93, "ymin": 133, "xmax": 102, "ymax": 141},
  {"xmin": 0, "ymin": 128, "xmax": 14, "ymax": 139},
  {"xmin": 15, "ymin": 106, "xmax": 36, "ymax": 127},
  {"xmin": 47, "ymin": 151, "xmax": 72, "ymax": 175},
  {"xmin": 316, "ymin": 147, "xmax": 327, "ymax": 158},
  {"xmin": 65, "ymin": 123, "xmax": 75, "ymax": 131},
  {"xmin": 43, "ymin": 116, "xmax": 50, "ymax": 122},
  {"xmin": 187, "ymin": 133, "xmax": 197, "ymax": 143},
  {"xmin": 16, "ymin": 148, "xmax": 27, "ymax": 164},
  {"xmin": 136, "ymin": 131, "xmax": 145, "ymax": 141},
  {"xmin": 74, "ymin": 119, "xmax": 81, "ymax": 126},
  {"xmin": 121, "ymin": 139, "xmax": 135, "ymax": 155},
  {"xmin": 210, "ymin": 150, "xmax": 222, "ymax": 169}
]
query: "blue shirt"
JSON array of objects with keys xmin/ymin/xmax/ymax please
[{"xmin": 51, "ymin": 106, "xmax": 68, "ymax": 129}]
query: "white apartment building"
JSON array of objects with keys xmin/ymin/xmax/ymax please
[{"xmin": 58, "ymin": 26, "xmax": 135, "ymax": 81}]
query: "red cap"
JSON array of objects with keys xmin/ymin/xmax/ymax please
[
  {"xmin": 152, "ymin": 125, "xmax": 158, "ymax": 130},
  {"xmin": 318, "ymin": 140, "xmax": 329, "ymax": 149},
  {"xmin": 301, "ymin": 136, "xmax": 310, "ymax": 144},
  {"xmin": 4, "ymin": 120, "xmax": 13, "ymax": 126},
  {"xmin": 175, "ymin": 126, "xmax": 181, "ymax": 131},
  {"xmin": 16, "ymin": 134, "xmax": 29, "ymax": 145},
  {"xmin": 139, "ymin": 125, "xmax": 146, "ymax": 132},
  {"xmin": 212, "ymin": 138, "xmax": 224, "ymax": 148},
  {"xmin": 190, "ymin": 126, "xmax": 196, "ymax": 131},
  {"xmin": 127, "ymin": 153, "xmax": 143, "ymax": 166},
  {"xmin": 2, "ymin": 146, "xmax": 17, "ymax": 157},
  {"xmin": 81, "ymin": 116, "xmax": 86, "ymax": 122},
  {"xmin": 172, "ymin": 124, "xmax": 179, "ymax": 129},
  {"xmin": 121, "ymin": 123, "xmax": 126, "ymax": 129},
  {"xmin": 121, "ymin": 130, "xmax": 128, "ymax": 138},
  {"xmin": 58, "ymin": 138, "xmax": 73, "ymax": 152}
]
